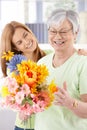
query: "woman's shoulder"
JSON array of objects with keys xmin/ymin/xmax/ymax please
[
  {"xmin": 77, "ymin": 52, "xmax": 87, "ymax": 61},
  {"xmin": 38, "ymin": 52, "xmax": 54, "ymax": 64},
  {"xmin": 44, "ymin": 49, "xmax": 53, "ymax": 55}
]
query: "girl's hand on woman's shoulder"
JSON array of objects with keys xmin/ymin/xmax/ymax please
[{"xmin": 78, "ymin": 49, "xmax": 87, "ymax": 56}]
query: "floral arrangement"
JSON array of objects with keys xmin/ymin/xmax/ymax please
[{"xmin": 0, "ymin": 51, "xmax": 58, "ymax": 116}]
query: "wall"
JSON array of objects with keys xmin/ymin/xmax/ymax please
[
  {"xmin": 0, "ymin": 109, "xmax": 16, "ymax": 130},
  {"xmin": 79, "ymin": 11, "xmax": 87, "ymax": 44}
]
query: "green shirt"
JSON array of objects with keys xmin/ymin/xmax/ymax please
[
  {"xmin": 35, "ymin": 52, "xmax": 87, "ymax": 130},
  {"xmin": 15, "ymin": 113, "xmax": 35, "ymax": 129}
]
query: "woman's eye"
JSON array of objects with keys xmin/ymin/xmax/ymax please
[
  {"xmin": 60, "ymin": 32, "xmax": 67, "ymax": 34},
  {"xmin": 52, "ymin": 31, "xmax": 56, "ymax": 33},
  {"xmin": 60, "ymin": 31, "xmax": 67, "ymax": 33},
  {"xmin": 50, "ymin": 30, "xmax": 56, "ymax": 34}
]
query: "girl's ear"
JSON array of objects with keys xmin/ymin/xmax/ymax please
[
  {"xmin": 15, "ymin": 48, "xmax": 20, "ymax": 51},
  {"xmin": 13, "ymin": 46, "xmax": 20, "ymax": 51}
]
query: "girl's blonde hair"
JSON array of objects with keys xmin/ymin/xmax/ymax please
[{"xmin": 0, "ymin": 21, "xmax": 46, "ymax": 77}]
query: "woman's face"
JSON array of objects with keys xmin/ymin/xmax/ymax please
[
  {"xmin": 12, "ymin": 27, "xmax": 37, "ymax": 54},
  {"xmin": 48, "ymin": 19, "xmax": 77, "ymax": 52}
]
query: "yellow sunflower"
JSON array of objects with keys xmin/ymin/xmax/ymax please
[
  {"xmin": 0, "ymin": 86, "xmax": 10, "ymax": 97},
  {"xmin": 2, "ymin": 51, "xmax": 14, "ymax": 61}
]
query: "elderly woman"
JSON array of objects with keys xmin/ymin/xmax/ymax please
[{"xmin": 35, "ymin": 9, "xmax": 87, "ymax": 130}]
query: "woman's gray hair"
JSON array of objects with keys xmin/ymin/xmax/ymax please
[{"xmin": 47, "ymin": 9, "xmax": 80, "ymax": 33}]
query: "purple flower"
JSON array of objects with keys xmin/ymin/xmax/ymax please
[{"xmin": 6, "ymin": 54, "xmax": 27, "ymax": 72}]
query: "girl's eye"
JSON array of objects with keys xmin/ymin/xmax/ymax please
[
  {"xmin": 24, "ymin": 33, "xmax": 28, "ymax": 38},
  {"xmin": 17, "ymin": 41, "xmax": 22, "ymax": 45}
]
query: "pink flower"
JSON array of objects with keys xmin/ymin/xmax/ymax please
[
  {"xmin": 20, "ymin": 103, "xmax": 33, "ymax": 116},
  {"xmin": 33, "ymin": 103, "xmax": 44, "ymax": 113},
  {"xmin": 5, "ymin": 96, "xmax": 15, "ymax": 105},
  {"xmin": 33, "ymin": 91, "xmax": 51, "ymax": 107},
  {"xmin": 15, "ymin": 92, "xmax": 25, "ymax": 104},
  {"xmin": 21, "ymin": 84, "xmax": 30, "ymax": 96},
  {"xmin": 5, "ymin": 77, "xmax": 19, "ymax": 94}
]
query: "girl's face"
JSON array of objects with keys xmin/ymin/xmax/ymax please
[
  {"xmin": 12, "ymin": 27, "xmax": 37, "ymax": 54},
  {"xmin": 48, "ymin": 19, "xmax": 77, "ymax": 52}
]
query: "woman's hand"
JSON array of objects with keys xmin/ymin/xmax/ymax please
[
  {"xmin": 78, "ymin": 49, "xmax": 87, "ymax": 56},
  {"xmin": 54, "ymin": 82, "xmax": 87, "ymax": 118},
  {"xmin": 54, "ymin": 82, "xmax": 73, "ymax": 108},
  {"xmin": 19, "ymin": 112, "xmax": 29, "ymax": 121}
]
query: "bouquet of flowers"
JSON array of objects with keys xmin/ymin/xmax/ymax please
[{"xmin": 0, "ymin": 51, "xmax": 58, "ymax": 117}]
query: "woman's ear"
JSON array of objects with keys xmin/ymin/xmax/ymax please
[
  {"xmin": 75, "ymin": 29, "xmax": 79, "ymax": 37},
  {"xmin": 74, "ymin": 28, "xmax": 80, "ymax": 43},
  {"xmin": 74, "ymin": 33, "xmax": 77, "ymax": 43}
]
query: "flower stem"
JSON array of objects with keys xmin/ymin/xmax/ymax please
[{"xmin": 30, "ymin": 115, "xmax": 32, "ymax": 130}]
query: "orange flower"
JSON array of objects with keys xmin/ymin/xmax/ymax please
[
  {"xmin": 48, "ymin": 80, "xmax": 58, "ymax": 93},
  {"xmin": 24, "ymin": 70, "xmax": 37, "ymax": 87}
]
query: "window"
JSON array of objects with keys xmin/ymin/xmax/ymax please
[{"xmin": 0, "ymin": 0, "xmax": 87, "ymax": 44}]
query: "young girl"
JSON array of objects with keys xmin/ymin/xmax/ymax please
[{"xmin": 0, "ymin": 21, "xmax": 46, "ymax": 130}]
